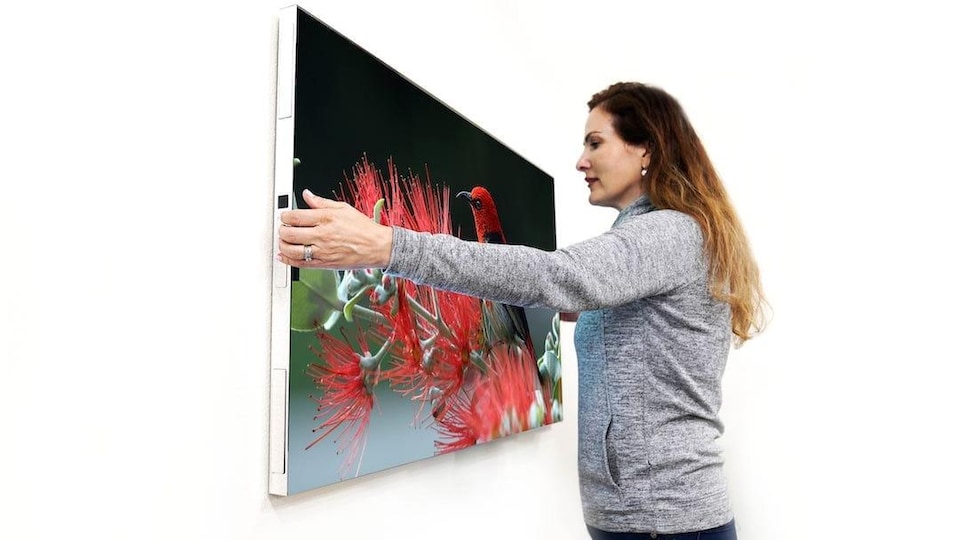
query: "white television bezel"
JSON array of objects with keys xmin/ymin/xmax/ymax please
[{"xmin": 268, "ymin": 4, "xmax": 298, "ymax": 496}]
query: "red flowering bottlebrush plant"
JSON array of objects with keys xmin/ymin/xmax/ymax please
[
  {"xmin": 339, "ymin": 156, "xmax": 482, "ymax": 416},
  {"xmin": 304, "ymin": 329, "xmax": 378, "ymax": 477},
  {"xmin": 393, "ymin": 163, "xmax": 452, "ymax": 235},
  {"xmin": 371, "ymin": 247, "xmax": 484, "ymax": 422},
  {"xmin": 339, "ymin": 155, "xmax": 452, "ymax": 235},
  {"xmin": 306, "ymin": 155, "xmax": 480, "ymax": 467},
  {"xmin": 308, "ymin": 155, "xmax": 552, "ymax": 473},
  {"xmin": 339, "ymin": 156, "xmax": 387, "ymax": 224},
  {"xmin": 414, "ymin": 286, "xmax": 483, "ymax": 421},
  {"xmin": 373, "ymin": 280, "xmax": 430, "ymax": 401},
  {"xmin": 434, "ymin": 343, "xmax": 545, "ymax": 454},
  {"xmin": 430, "ymin": 383, "xmax": 478, "ymax": 454}
]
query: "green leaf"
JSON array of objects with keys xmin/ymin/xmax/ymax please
[
  {"xmin": 342, "ymin": 284, "xmax": 373, "ymax": 323},
  {"xmin": 290, "ymin": 279, "xmax": 343, "ymax": 333},
  {"xmin": 321, "ymin": 310, "xmax": 342, "ymax": 332},
  {"xmin": 298, "ymin": 268, "xmax": 341, "ymax": 306},
  {"xmin": 373, "ymin": 198, "xmax": 385, "ymax": 224}
]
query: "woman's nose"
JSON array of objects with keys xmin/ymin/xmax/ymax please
[{"xmin": 576, "ymin": 154, "xmax": 589, "ymax": 172}]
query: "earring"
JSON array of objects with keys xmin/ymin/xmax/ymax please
[{"xmin": 641, "ymin": 167, "xmax": 648, "ymax": 177}]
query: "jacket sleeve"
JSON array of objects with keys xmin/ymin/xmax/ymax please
[{"xmin": 384, "ymin": 209, "xmax": 707, "ymax": 312}]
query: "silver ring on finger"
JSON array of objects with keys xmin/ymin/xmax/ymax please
[{"xmin": 303, "ymin": 244, "xmax": 314, "ymax": 262}]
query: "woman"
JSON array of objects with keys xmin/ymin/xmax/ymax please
[{"xmin": 278, "ymin": 82, "xmax": 765, "ymax": 539}]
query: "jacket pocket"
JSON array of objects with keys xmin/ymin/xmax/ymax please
[{"xmin": 603, "ymin": 417, "xmax": 622, "ymax": 489}]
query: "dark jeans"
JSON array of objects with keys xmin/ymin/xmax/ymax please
[{"xmin": 587, "ymin": 519, "xmax": 736, "ymax": 540}]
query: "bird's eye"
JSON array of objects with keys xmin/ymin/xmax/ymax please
[{"xmin": 473, "ymin": 199, "xmax": 482, "ymax": 209}]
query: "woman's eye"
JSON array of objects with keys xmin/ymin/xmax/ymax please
[{"xmin": 589, "ymin": 141, "xmax": 600, "ymax": 149}]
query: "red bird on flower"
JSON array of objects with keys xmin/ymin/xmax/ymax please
[{"xmin": 456, "ymin": 186, "xmax": 537, "ymax": 364}]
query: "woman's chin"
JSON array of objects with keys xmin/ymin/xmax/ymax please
[{"xmin": 587, "ymin": 194, "xmax": 609, "ymax": 208}]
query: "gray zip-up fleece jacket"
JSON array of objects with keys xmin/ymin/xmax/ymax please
[{"xmin": 384, "ymin": 195, "xmax": 733, "ymax": 534}]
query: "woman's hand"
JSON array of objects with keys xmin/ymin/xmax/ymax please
[{"xmin": 277, "ymin": 189, "xmax": 393, "ymax": 270}]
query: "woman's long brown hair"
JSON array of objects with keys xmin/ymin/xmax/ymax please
[{"xmin": 589, "ymin": 82, "xmax": 767, "ymax": 345}]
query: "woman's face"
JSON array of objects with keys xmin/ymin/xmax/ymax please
[{"xmin": 576, "ymin": 107, "xmax": 649, "ymax": 211}]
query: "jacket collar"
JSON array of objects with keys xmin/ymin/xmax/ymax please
[{"xmin": 612, "ymin": 195, "xmax": 655, "ymax": 227}]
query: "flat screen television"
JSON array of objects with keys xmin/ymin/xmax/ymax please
[{"xmin": 269, "ymin": 4, "xmax": 560, "ymax": 496}]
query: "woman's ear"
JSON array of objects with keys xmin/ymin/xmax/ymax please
[{"xmin": 634, "ymin": 145, "xmax": 650, "ymax": 167}]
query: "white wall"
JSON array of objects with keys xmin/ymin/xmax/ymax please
[{"xmin": 3, "ymin": 1, "xmax": 958, "ymax": 538}]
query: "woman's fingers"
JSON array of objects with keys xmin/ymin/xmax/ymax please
[
  {"xmin": 278, "ymin": 221, "xmax": 319, "ymax": 245},
  {"xmin": 275, "ymin": 194, "xmax": 391, "ymax": 270},
  {"xmin": 278, "ymin": 192, "xmax": 342, "ymax": 227},
  {"xmin": 280, "ymin": 208, "xmax": 321, "ymax": 227},
  {"xmin": 276, "ymin": 250, "xmax": 317, "ymax": 268},
  {"xmin": 277, "ymin": 238, "xmax": 314, "ymax": 263},
  {"xmin": 302, "ymin": 190, "xmax": 342, "ymax": 209}
]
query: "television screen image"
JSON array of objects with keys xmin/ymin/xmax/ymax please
[{"xmin": 270, "ymin": 5, "xmax": 560, "ymax": 496}]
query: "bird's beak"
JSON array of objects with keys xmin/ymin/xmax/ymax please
[{"xmin": 456, "ymin": 191, "xmax": 473, "ymax": 202}]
